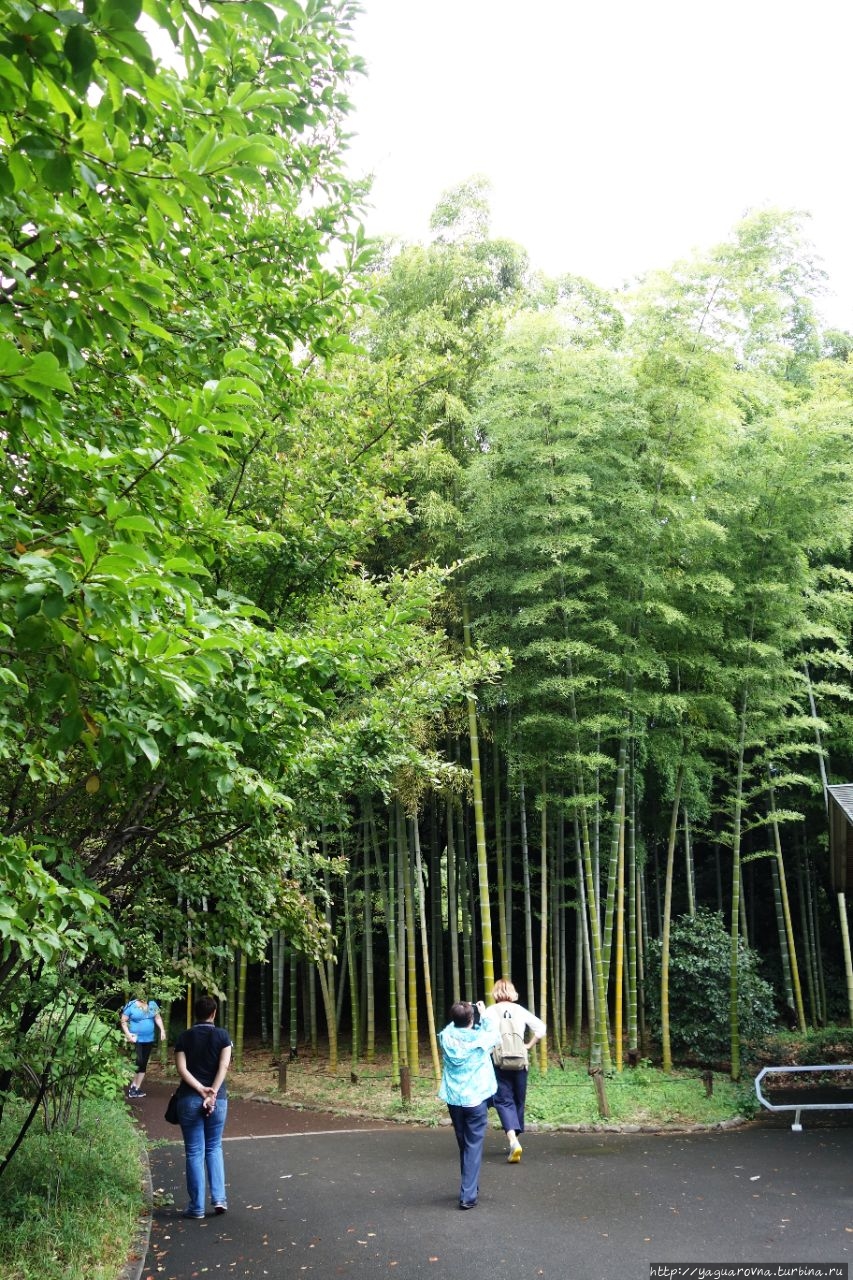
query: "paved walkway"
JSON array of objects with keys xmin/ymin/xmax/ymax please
[{"xmin": 133, "ymin": 1081, "xmax": 853, "ymax": 1280}]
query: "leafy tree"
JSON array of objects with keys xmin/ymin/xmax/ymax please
[
  {"xmin": 646, "ymin": 909, "xmax": 775, "ymax": 1064},
  {"xmin": 0, "ymin": 0, "xmax": 500, "ymax": 1150}
]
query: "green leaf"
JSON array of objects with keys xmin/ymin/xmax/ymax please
[
  {"xmin": 12, "ymin": 352, "xmax": 73, "ymax": 393},
  {"xmin": 233, "ymin": 139, "xmax": 282, "ymax": 168},
  {"xmin": 0, "ymin": 339, "xmax": 26, "ymax": 376},
  {"xmin": 0, "ymin": 53, "xmax": 27, "ymax": 91},
  {"xmin": 64, "ymin": 25, "xmax": 97, "ymax": 77},
  {"xmin": 149, "ymin": 187, "xmax": 185, "ymax": 225},
  {"xmin": 187, "ymin": 129, "xmax": 220, "ymax": 172},
  {"xmin": 137, "ymin": 735, "xmax": 160, "ymax": 768},
  {"xmin": 41, "ymin": 154, "xmax": 74, "ymax": 192},
  {"xmin": 71, "ymin": 528, "xmax": 98, "ymax": 571},
  {"xmin": 245, "ymin": 2, "xmax": 280, "ymax": 33},
  {"xmin": 146, "ymin": 198, "xmax": 166, "ymax": 245},
  {"xmin": 162, "ymin": 557, "xmax": 209, "ymax": 575},
  {"xmin": 115, "ymin": 514, "xmax": 159, "ymax": 534},
  {"xmin": 104, "ymin": 0, "xmax": 143, "ymax": 26}
]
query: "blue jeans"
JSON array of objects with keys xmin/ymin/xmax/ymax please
[
  {"xmin": 492, "ymin": 1066, "xmax": 529, "ymax": 1135},
  {"xmin": 177, "ymin": 1094, "xmax": 228, "ymax": 1214},
  {"xmin": 447, "ymin": 1101, "xmax": 489, "ymax": 1205}
]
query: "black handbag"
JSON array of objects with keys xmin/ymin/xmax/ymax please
[{"xmin": 164, "ymin": 1091, "xmax": 180, "ymax": 1124}]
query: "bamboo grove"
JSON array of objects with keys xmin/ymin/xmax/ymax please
[{"xmin": 2, "ymin": 3, "xmax": 853, "ymax": 1165}]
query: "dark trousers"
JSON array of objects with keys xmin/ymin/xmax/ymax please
[
  {"xmin": 491, "ymin": 1066, "xmax": 528, "ymax": 1135},
  {"xmin": 447, "ymin": 1100, "xmax": 489, "ymax": 1205},
  {"xmin": 134, "ymin": 1040, "xmax": 155, "ymax": 1073}
]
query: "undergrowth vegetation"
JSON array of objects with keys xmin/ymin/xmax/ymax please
[
  {"xmin": 215, "ymin": 1045, "xmax": 757, "ymax": 1128},
  {"xmin": 0, "ymin": 1097, "xmax": 144, "ymax": 1280}
]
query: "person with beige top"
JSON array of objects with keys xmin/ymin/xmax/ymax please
[{"xmin": 483, "ymin": 978, "xmax": 546, "ymax": 1163}]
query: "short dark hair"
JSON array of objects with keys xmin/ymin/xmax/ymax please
[
  {"xmin": 194, "ymin": 994, "xmax": 218, "ymax": 1022},
  {"xmin": 450, "ymin": 1001, "xmax": 474, "ymax": 1028}
]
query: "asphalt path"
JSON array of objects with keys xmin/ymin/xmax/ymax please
[{"xmin": 134, "ymin": 1082, "xmax": 853, "ymax": 1280}]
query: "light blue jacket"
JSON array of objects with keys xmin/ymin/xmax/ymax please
[{"xmin": 438, "ymin": 1019, "xmax": 501, "ymax": 1107}]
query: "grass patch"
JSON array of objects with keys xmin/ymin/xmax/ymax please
[
  {"xmin": 0, "ymin": 1096, "xmax": 146, "ymax": 1280},
  {"xmin": 210, "ymin": 1044, "xmax": 756, "ymax": 1129}
]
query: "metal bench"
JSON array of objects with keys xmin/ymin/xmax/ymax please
[{"xmin": 754, "ymin": 1064, "xmax": 853, "ymax": 1131}]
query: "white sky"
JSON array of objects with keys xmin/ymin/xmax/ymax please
[{"xmin": 344, "ymin": 0, "xmax": 853, "ymax": 329}]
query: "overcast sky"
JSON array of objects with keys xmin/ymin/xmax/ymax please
[{"xmin": 344, "ymin": 0, "xmax": 852, "ymax": 328}]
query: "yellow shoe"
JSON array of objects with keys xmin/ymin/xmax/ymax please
[{"xmin": 507, "ymin": 1142, "xmax": 522, "ymax": 1163}]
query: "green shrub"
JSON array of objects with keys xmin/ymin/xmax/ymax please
[
  {"xmin": 9, "ymin": 1006, "xmax": 127, "ymax": 1135},
  {"xmin": 761, "ymin": 1025, "xmax": 853, "ymax": 1066},
  {"xmin": 646, "ymin": 908, "xmax": 777, "ymax": 1065},
  {"xmin": 0, "ymin": 1096, "xmax": 144, "ymax": 1280}
]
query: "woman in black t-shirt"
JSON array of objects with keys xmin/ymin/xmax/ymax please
[{"xmin": 174, "ymin": 994, "xmax": 233, "ymax": 1219}]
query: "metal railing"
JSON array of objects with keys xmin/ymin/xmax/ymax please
[{"xmin": 754, "ymin": 1063, "xmax": 853, "ymax": 1131}]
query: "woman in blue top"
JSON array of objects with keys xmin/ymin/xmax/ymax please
[
  {"xmin": 438, "ymin": 1001, "xmax": 501, "ymax": 1210},
  {"xmin": 120, "ymin": 993, "xmax": 166, "ymax": 1098}
]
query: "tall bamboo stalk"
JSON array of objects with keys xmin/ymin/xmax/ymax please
[
  {"xmin": 493, "ymin": 733, "xmax": 509, "ymax": 977},
  {"xmin": 235, "ymin": 949, "xmax": 247, "ymax": 1072},
  {"xmin": 519, "ymin": 774, "xmax": 535, "ymax": 1011},
  {"xmin": 601, "ymin": 737, "xmax": 628, "ymax": 989},
  {"xmin": 504, "ymin": 738, "xmax": 514, "ymax": 976},
  {"xmin": 767, "ymin": 778, "xmax": 806, "ymax": 1031},
  {"xmin": 729, "ymin": 690, "xmax": 749, "ymax": 1082},
  {"xmin": 369, "ymin": 805, "xmax": 399, "ymax": 1085},
  {"xmin": 315, "ymin": 960, "xmax": 338, "ymax": 1073},
  {"xmin": 226, "ymin": 956, "xmax": 236, "ymax": 1040},
  {"xmin": 429, "ymin": 799, "xmax": 444, "ymax": 1025},
  {"xmin": 660, "ymin": 762, "xmax": 685, "ymax": 1075},
  {"xmin": 683, "ymin": 807, "xmax": 696, "ymax": 918},
  {"xmin": 463, "ymin": 603, "xmax": 495, "ymax": 997},
  {"xmin": 578, "ymin": 800, "xmax": 611, "ymax": 1072},
  {"xmin": 627, "ymin": 748, "xmax": 639, "ymax": 1062},
  {"xmin": 803, "ymin": 665, "xmax": 853, "ymax": 1024},
  {"xmin": 399, "ymin": 802, "xmax": 419, "ymax": 1075},
  {"xmin": 362, "ymin": 818, "xmax": 375, "ymax": 1063},
  {"xmin": 837, "ymin": 894, "xmax": 853, "ymax": 1025},
  {"xmin": 395, "ymin": 817, "xmax": 409, "ymax": 1069},
  {"xmin": 614, "ymin": 781, "xmax": 626, "ymax": 1071},
  {"xmin": 271, "ymin": 931, "xmax": 282, "ymax": 1058},
  {"xmin": 460, "ymin": 801, "xmax": 474, "ymax": 996},
  {"xmin": 343, "ymin": 859, "xmax": 359, "ymax": 1072},
  {"xmin": 412, "ymin": 818, "xmax": 441, "ymax": 1082},
  {"xmin": 289, "ymin": 950, "xmax": 298, "ymax": 1057},
  {"xmin": 539, "ymin": 767, "xmax": 548, "ymax": 1071},
  {"xmin": 770, "ymin": 857, "xmax": 795, "ymax": 1011},
  {"xmin": 446, "ymin": 792, "xmax": 460, "ymax": 1000},
  {"xmin": 574, "ymin": 836, "xmax": 592, "ymax": 1057},
  {"xmin": 796, "ymin": 847, "xmax": 818, "ymax": 1025}
]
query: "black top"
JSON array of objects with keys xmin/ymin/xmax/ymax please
[{"xmin": 174, "ymin": 1023, "xmax": 232, "ymax": 1098}]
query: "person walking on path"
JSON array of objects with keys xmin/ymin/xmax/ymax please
[
  {"xmin": 483, "ymin": 978, "xmax": 546, "ymax": 1164},
  {"xmin": 438, "ymin": 1000, "xmax": 501, "ymax": 1210},
  {"xmin": 121, "ymin": 993, "xmax": 166, "ymax": 1099},
  {"xmin": 174, "ymin": 994, "xmax": 233, "ymax": 1219}
]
